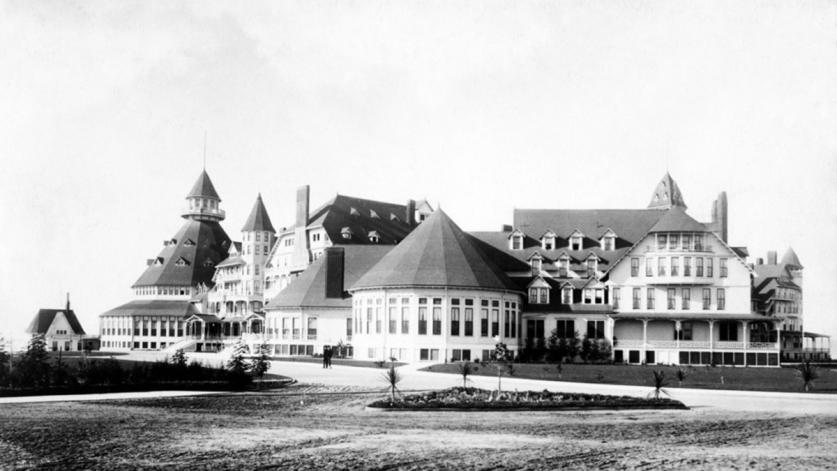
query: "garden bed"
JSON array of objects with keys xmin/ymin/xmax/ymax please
[{"xmin": 368, "ymin": 387, "xmax": 688, "ymax": 411}]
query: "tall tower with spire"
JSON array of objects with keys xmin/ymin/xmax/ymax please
[
  {"xmin": 240, "ymin": 194, "xmax": 276, "ymax": 311},
  {"xmin": 182, "ymin": 169, "xmax": 226, "ymax": 222}
]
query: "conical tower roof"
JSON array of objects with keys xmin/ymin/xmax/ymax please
[
  {"xmin": 187, "ymin": 170, "xmax": 220, "ymax": 200},
  {"xmin": 351, "ymin": 209, "xmax": 519, "ymax": 292},
  {"xmin": 781, "ymin": 247, "xmax": 803, "ymax": 269},
  {"xmin": 241, "ymin": 193, "xmax": 275, "ymax": 233},
  {"xmin": 648, "ymin": 172, "xmax": 687, "ymax": 210}
]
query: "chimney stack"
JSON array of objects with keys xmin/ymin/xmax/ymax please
[
  {"xmin": 767, "ymin": 251, "xmax": 777, "ymax": 265},
  {"xmin": 406, "ymin": 199, "xmax": 416, "ymax": 226},
  {"xmin": 66, "ymin": 292, "xmax": 70, "ymax": 311},
  {"xmin": 501, "ymin": 224, "xmax": 513, "ymax": 232},
  {"xmin": 291, "ymin": 185, "xmax": 311, "ymax": 268},
  {"xmin": 711, "ymin": 192, "xmax": 728, "ymax": 243},
  {"xmin": 756, "ymin": 257, "xmax": 764, "ymax": 265},
  {"xmin": 324, "ymin": 247, "xmax": 345, "ymax": 299}
]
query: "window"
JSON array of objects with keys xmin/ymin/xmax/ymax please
[
  {"xmin": 504, "ymin": 307, "xmax": 511, "ymax": 337},
  {"xmin": 717, "ymin": 288, "xmax": 726, "ymax": 310},
  {"xmin": 632, "ymin": 288, "xmax": 641, "ymax": 309},
  {"xmin": 646, "ymin": 257, "xmax": 653, "ymax": 277},
  {"xmin": 583, "ymin": 288, "xmax": 593, "ymax": 304},
  {"xmin": 679, "ymin": 322, "xmax": 693, "ymax": 340},
  {"xmin": 707, "ymin": 258, "xmax": 714, "ymax": 277},
  {"xmin": 647, "ymin": 288, "xmax": 655, "ymax": 310},
  {"xmin": 657, "ymin": 257, "xmax": 666, "ymax": 276},
  {"xmin": 491, "ymin": 306, "xmax": 500, "ymax": 337},
  {"xmin": 388, "ymin": 306, "xmax": 397, "ymax": 334},
  {"xmin": 368, "ymin": 231, "xmax": 380, "ymax": 243},
  {"xmin": 542, "ymin": 234, "xmax": 555, "ymax": 250},
  {"xmin": 719, "ymin": 321, "xmax": 738, "ymax": 341},
  {"xmin": 682, "ymin": 234, "xmax": 692, "ymax": 250},
  {"xmin": 307, "ymin": 318, "xmax": 317, "ymax": 340},
  {"xmin": 341, "ymin": 227, "xmax": 352, "ymax": 240},
  {"xmin": 464, "ymin": 306, "xmax": 474, "ymax": 336},
  {"xmin": 401, "ymin": 301, "xmax": 409, "ymax": 334},
  {"xmin": 418, "ymin": 299, "xmax": 427, "ymax": 335},
  {"xmin": 586, "ymin": 258, "xmax": 597, "ymax": 278},
  {"xmin": 612, "ymin": 288, "xmax": 620, "ymax": 309},
  {"xmin": 667, "ymin": 288, "xmax": 676, "ymax": 310},
  {"xmin": 511, "ymin": 234, "xmax": 523, "ymax": 250},
  {"xmin": 420, "ymin": 348, "xmax": 429, "ymax": 361},
  {"xmin": 312, "ymin": 233, "xmax": 321, "ymax": 242},
  {"xmin": 557, "ymin": 256, "xmax": 570, "ymax": 277},
  {"xmin": 602, "ymin": 235, "xmax": 615, "ymax": 251},
  {"xmin": 702, "ymin": 288, "xmax": 711, "ymax": 310},
  {"xmin": 346, "ymin": 317, "xmax": 352, "ymax": 339},
  {"xmin": 720, "ymin": 258, "xmax": 728, "ymax": 277},
  {"xmin": 561, "ymin": 287, "xmax": 573, "ymax": 304},
  {"xmin": 671, "ymin": 257, "xmax": 679, "ymax": 276},
  {"xmin": 480, "ymin": 304, "xmax": 489, "ymax": 336},
  {"xmin": 587, "ymin": 320, "xmax": 605, "ymax": 339},
  {"xmin": 669, "ymin": 234, "xmax": 679, "ymax": 250},
  {"xmin": 432, "ymin": 302, "xmax": 442, "ymax": 335},
  {"xmin": 594, "ymin": 288, "xmax": 604, "ymax": 304},
  {"xmin": 570, "ymin": 234, "xmax": 583, "ymax": 251},
  {"xmin": 292, "ymin": 318, "xmax": 300, "ymax": 339},
  {"xmin": 366, "ymin": 307, "xmax": 373, "ymax": 334},
  {"xmin": 657, "ymin": 234, "xmax": 667, "ymax": 250},
  {"xmin": 555, "ymin": 319, "xmax": 575, "ymax": 338},
  {"xmin": 694, "ymin": 235, "xmax": 703, "ymax": 251},
  {"xmin": 684, "ymin": 257, "xmax": 691, "ymax": 276},
  {"xmin": 530, "ymin": 255, "xmax": 542, "ymax": 271},
  {"xmin": 682, "ymin": 288, "xmax": 690, "ymax": 309},
  {"xmin": 528, "ymin": 287, "xmax": 549, "ymax": 304},
  {"xmin": 696, "ymin": 258, "xmax": 704, "ymax": 277},
  {"xmin": 630, "ymin": 258, "xmax": 639, "ymax": 277},
  {"xmin": 450, "ymin": 304, "xmax": 460, "ymax": 336}
]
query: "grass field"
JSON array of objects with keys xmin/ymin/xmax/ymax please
[
  {"xmin": 0, "ymin": 385, "xmax": 835, "ymax": 470},
  {"xmin": 421, "ymin": 362, "xmax": 837, "ymax": 393}
]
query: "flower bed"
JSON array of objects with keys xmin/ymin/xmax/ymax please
[{"xmin": 368, "ymin": 387, "xmax": 688, "ymax": 411}]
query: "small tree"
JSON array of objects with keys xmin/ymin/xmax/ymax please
[
  {"xmin": 675, "ymin": 367, "xmax": 687, "ymax": 387},
  {"xmin": 580, "ymin": 336, "xmax": 594, "ymax": 363},
  {"xmin": 382, "ymin": 363, "xmax": 402, "ymax": 401},
  {"xmin": 797, "ymin": 360, "xmax": 819, "ymax": 393},
  {"xmin": 226, "ymin": 341, "xmax": 250, "ymax": 387},
  {"xmin": 15, "ymin": 334, "xmax": 51, "ymax": 388},
  {"xmin": 649, "ymin": 370, "xmax": 670, "ymax": 400},
  {"xmin": 492, "ymin": 342, "xmax": 514, "ymax": 394},
  {"xmin": 170, "ymin": 349, "xmax": 188, "ymax": 369},
  {"xmin": 250, "ymin": 343, "xmax": 272, "ymax": 385},
  {"xmin": 458, "ymin": 361, "xmax": 478, "ymax": 389}
]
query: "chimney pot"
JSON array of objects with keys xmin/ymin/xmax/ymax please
[{"xmin": 767, "ymin": 251, "xmax": 778, "ymax": 265}]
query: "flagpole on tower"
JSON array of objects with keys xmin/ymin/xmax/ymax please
[{"xmin": 203, "ymin": 131, "xmax": 207, "ymax": 170}]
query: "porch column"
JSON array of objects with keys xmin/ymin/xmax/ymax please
[
  {"xmin": 674, "ymin": 320, "xmax": 681, "ymax": 349},
  {"xmin": 741, "ymin": 320, "xmax": 749, "ymax": 366},
  {"xmin": 708, "ymin": 320, "xmax": 715, "ymax": 355},
  {"xmin": 642, "ymin": 319, "xmax": 648, "ymax": 362},
  {"xmin": 201, "ymin": 321, "xmax": 206, "ymax": 341}
]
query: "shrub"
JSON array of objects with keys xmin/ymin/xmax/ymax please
[
  {"xmin": 797, "ymin": 360, "xmax": 819, "ymax": 392},
  {"xmin": 382, "ymin": 364, "xmax": 402, "ymax": 401},
  {"xmin": 458, "ymin": 361, "xmax": 478, "ymax": 389},
  {"xmin": 250, "ymin": 343, "xmax": 271, "ymax": 382}
]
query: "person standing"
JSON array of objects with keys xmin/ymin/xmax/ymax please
[{"xmin": 322, "ymin": 346, "xmax": 330, "ymax": 368}]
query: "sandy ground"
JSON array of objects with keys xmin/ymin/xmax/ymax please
[{"xmin": 0, "ymin": 384, "xmax": 835, "ymax": 470}]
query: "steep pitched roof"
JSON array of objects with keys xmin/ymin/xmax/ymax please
[
  {"xmin": 26, "ymin": 309, "xmax": 86, "ymax": 335},
  {"xmin": 304, "ymin": 194, "xmax": 420, "ymax": 245},
  {"xmin": 513, "ymin": 209, "xmax": 663, "ymax": 242},
  {"xmin": 647, "ymin": 172, "xmax": 687, "ymax": 209},
  {"xmin": 267, "ymin": 246, "xmax": 393, "ymax": 309},
  {"xmin": 133, "ymin": 219, "xmax": 231, "ymax": 287},
  {"xmin": 186, "ymin": 170, "xmax": 220, "ymax": 200},
  {"xmin": 241, "ymin": 193, "xmax": 275, "ymax": 233},
  {"xmin": 781, "ymin": 247, "xmax": 803, "ymax": 269},
  {"xmin": 351, "ymin": 209, "xmax": 519, "ymax": 292},
  {"xmin": 648, "ymin": 206, "xmax": 706, "ymax": 232},
  {"xmin": 100, "ymin": 299, "xmax": 198, "ymax": 318}
]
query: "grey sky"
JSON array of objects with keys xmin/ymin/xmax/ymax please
[{"xmin": 1, "ymin": 0, "xmax": 836, "ymax": 348}]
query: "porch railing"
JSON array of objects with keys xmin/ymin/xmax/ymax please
[{"xmin": 714, "ymin": 341, "xmax": 744, "ymax": 350}]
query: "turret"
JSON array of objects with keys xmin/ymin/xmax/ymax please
[
  {"xmin": 647, "ymin": 172, "xmax": 688, "ymax": 210},
  {"xmin": 181, "ymin": 170, "xmax": 225, "ymax": 221}
]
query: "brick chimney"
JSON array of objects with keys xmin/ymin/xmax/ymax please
[
  {"xmin": 291, "ymin": 185, "xmax": 311, "ymax": 268},
  {"xmin": 324, "ymin": 247, "xmax": 345, "ymax": 298},
  {"xmin": 406, "ymin": 199, "xmax": 416, "ymax": 226},
  {"xmin": 66, "ymin": 292, "xmax": 70, "ymax": 311},
  {"xmin": 767, "ymin": 251, "xmax": 777, "ymax": 265},
  {"xmin": 710, "ymin": 191, "xmax": 728, "ymax": 243}
]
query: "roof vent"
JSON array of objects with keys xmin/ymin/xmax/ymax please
[
  {"xmin": 370, "ymin": 209, "xmax": 380, "ymax": 219},
  {"xmin": 350, "ymin": 207, "xmax": 360, "ymax": 217}
]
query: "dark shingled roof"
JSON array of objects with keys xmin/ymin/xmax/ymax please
[
  {"xmin": 100, "ymin": 299, "xmax": 199, "ymax": 318},
  {"xmin": 186, "ymin": 170, "xmax": 220, "ymax": 200},
  {"xmin": 513, "ymin": 208, "xmax": 664, "ymax": 242},
  {"xmin": 26, "ymin": 309, "xmax": 86, "ymax": 335},
  {"xmin": 647, "ymin": 172, "xmax": 688, "ymax": 209},
  {"xmin": 267, "ymin": 245, "xmax": 393, "ymax": 309},
  {"xmin": 241, "ymin": 193, "xmax": 275, "ymax": 233},
  {"xmin": 351, "ymin": 209, "xmax": 519, "ymax": 292},
  {"xmin": 133, "ymin": 219, "xmax": 231, "ymax": 287},
  {"xmin": 284, "ymin": 194, "xmax": 420, "ymax": 245},
  {"xmin": 781, "ymin": 247, "xmax": 803, "ymax": 269},
  {"xmin": 648, "ymin": 206, "xmax": 706, "ymax": 233}
]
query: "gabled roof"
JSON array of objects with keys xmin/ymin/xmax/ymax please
[
  {"xmin": 514, "ymin": 209, "xmax": 663, "ymax": 243},
  {"xmin": 267, "ymin": 246, "xmax": 393, "ymax": 309},
  {"xmin": 781, "ymin": 247, "xmax": 803, "ymax": 269},
  {"xmin": 648, "ymin": 206, "xmax": 706, "ymax": 233},
  {"xmin": 352, "ymin": 209, "xmax": 520, "ymax": 292},
  {"xmin": 647, "ymin": 172, "xmax": 687, "ymax": 209},
  {"xmin": 100, "ymin": 299, "xmax": 199, "ymax": 318},
  {"xmin": 26, "ymin": 309, "xmax": 86, "ymax": 335},
  {"xmin": 133, "ymin": 219, "xmax": 231, "ymax": 287},
  {"xmin": 186, "ymin": 170, "xmax": 220, "ymax": 200},
  {"xmin": 241, "ymin": 193, "xmax": 275, "ymax": 233}
]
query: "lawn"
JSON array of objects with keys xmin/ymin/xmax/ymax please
[
  {"xmin": 0, "ymin": 386, "xmax": 835, "ymax": 470},
  {"xmin": 420, "ymin": 362, "xmax": 837, "ymax": 393}
]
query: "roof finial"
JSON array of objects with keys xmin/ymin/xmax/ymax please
[{"xmin": 202, "ymin": 131, "xmax": 207, "ymax": 170}]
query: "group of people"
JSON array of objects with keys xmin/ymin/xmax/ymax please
[{"xmin": 322, "ymin": 345, "xmax": 335, "ymax": 368}]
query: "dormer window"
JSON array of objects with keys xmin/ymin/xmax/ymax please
[
  {"xmin": 390, "ymin": 213, "xmax": 400, "ymax": 222},
  {"xmin": 183, "ymin": 239, "xmax": 195, "ymax": 247},
  {"xmin": 586, "ymin": 256, "xmax": 598, "ymax": 278},
  {"xmin": 541, "ymin": 231, "xmax": 556, "ymax": 250},
  {"xmin": 509, "ymin": 229, "xmax": 524, "ymax": 250},
  {"xmin": 528, "ymin": 278, "xmax": 550, "ymax": 304},
  {"xmin": 529, "ymin": 254, "xmax": 543, "ymax": 272},
  {"xmin": 153, "ymin": 257, "xmax": 164, "ymax": 266},
  {"xmin": 561, "ymin": 287, "xmax": 573, "ymax": 304},
  {"xmin": 175, "ymin": 257, "xmax": 190, "ymax": 267},
  {"xmin": 368, "ymin": 230, "xmax": 380, "ymax": 243},
  {"xmin": 600, "ymin": 230, "xmax": 616, "ymax": 251},
  {"xmin": 341, "ymin": 227, "xmax": 353, "ymax": 240},
  {"xmin": 370, "ymin": 209, "xmax": 380, "ymax": 219},
  {"xmin": 569, "ymin": 231, "xmax": 583, "ymax": 251},
  {"xmin": 558, "ymin": 255, "xmax": 570, "ymax": 277},
  {"xmin": 349, "ymin": 207, "xmax": 360, "ymax": 217}
]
